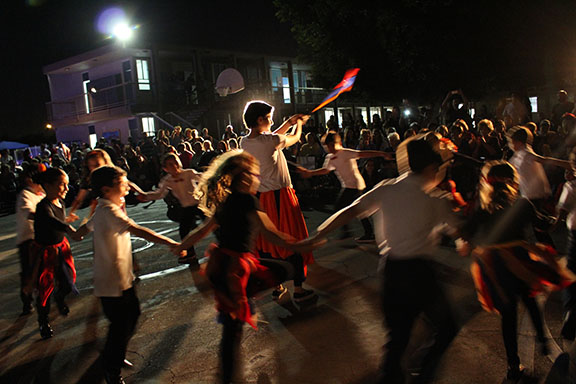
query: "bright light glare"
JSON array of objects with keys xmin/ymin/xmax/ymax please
[
  {"xmin": 403, "ymin": 110, "xmax": 411, "ymax": 117},
  {"xmin": 112, "ymin": 23, "xmax": 133, "ymax": 41},
  {"xmin": 90, "ymin": 87, "xmax": 97, "ymax": 93}
]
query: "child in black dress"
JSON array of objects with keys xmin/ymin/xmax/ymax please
[
  {"xmin": 30, "ymin": 168, "xmax": 78, "ymax": 339},
  {"xmin": 172, "ymin": 150, "xmax": 319, "ymax": 384}
]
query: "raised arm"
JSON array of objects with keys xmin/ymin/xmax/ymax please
[{"xmin": 273, "ymin": 114, "xmax": 307, "ymax": 135}]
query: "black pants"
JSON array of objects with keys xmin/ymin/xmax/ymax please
[
  {"xmin": 220, "ymin": 258, "xmax": 293, "ymax": 383},
  {"xmin": 36, "ymin": 250, "xmax": 74, "ymax": 324},
  {"xmin": 259, "ymin": 252, "xmax": 305, "ymax": 287},
  {"xmin": 380, "ymin": 258, "xmax": 457, "ymax": 384},
  {"xmin": 335, "ymin": 188, "xmax": 373, "ymax": 237},
  {"xmin": 179, "ymin": 205, "xmax": 205, "ymax": 256},
  {"xmin": 18, "ymin": 240, "xmax": 33, "ymax": 308},
  {"xmin": 499, "ymin": 294, "xmax": 545, "ymax": 369},
  {"xmin": 531, "ymin": 198, "xmax": 554, "ymax": 246},
  {"xmin": 100, "ymin": 287, "xmax": 141, "ymax": 377}
]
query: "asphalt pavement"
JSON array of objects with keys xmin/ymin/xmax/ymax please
[{"xmin": 0, "ymin": 200, "xmax": 575, "ymax": 383}]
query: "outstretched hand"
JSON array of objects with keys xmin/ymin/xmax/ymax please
[{"xmin": 291, "ymin": 235, "xmax": 327, "ymax": 253}]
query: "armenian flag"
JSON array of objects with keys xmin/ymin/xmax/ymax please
[{"xmin": 311, "ymin": 68, "xmax": 360, "ymax": 113}]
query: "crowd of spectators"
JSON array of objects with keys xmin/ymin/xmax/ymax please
[{"xmin": 2, "ymin": 89, "xmax": 576, "ymax": 216}]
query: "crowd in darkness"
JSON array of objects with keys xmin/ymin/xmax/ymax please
[{"xmin": 1, "ymin": 89, "xmax": 576, "ymax": 215}]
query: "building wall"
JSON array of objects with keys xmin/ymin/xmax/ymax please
[{"xmin": 56, "ymin": 117, "xmax": 133, "ymax": 145}]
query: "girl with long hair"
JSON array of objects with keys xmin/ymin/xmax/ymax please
[
  {"xmin": 172, "ymin": 150, "xmax": 317, "ymax": 383},
  {"xmin": 460, "ymin": 161, "xmax": 572, "ymax": 381}
]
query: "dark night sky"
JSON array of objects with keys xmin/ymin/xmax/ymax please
[{"xmin": 0, "ymin": 0, "xmax": 296, "ymax": 140}]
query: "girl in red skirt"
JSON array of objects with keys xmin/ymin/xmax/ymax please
[{"xmin": 172, "ymin": 150, "xmax": 318, "ymax": 383}]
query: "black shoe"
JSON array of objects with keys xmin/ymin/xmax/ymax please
[
  {"xmin": 272, "ymin": 286, "xmax": 288, "ymax": 300},
  {"xmin": 561, "ymin": 311, "xmax": 576, "ymax": 340},
  {"xmin": 104, "ymin": 372, "xmax": 126, "ymax": 384},
  {"xmin": 20, "ymin": 303, "xmax": 33, "ymax": 316},
  {"xmin": 178, "ymin": 254, "xmax": 198, "ymax": 265},
  {"xmin": 56, "ymin": 301, "xmax": 69, "ymax": 316},
  {"xmin": 39, "ymin": 323, "xmax": 54, "ymax": 339},
  {"xmin": 506, "ymin": 364, "xmax": 525, "ymax": 381},
  {"xmin": 293, "ymin": 289, "xmax": 316, "ymax": 302}
]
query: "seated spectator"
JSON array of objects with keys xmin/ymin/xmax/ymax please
[
  {"xmin": 178, "ymin": 142, "xmax": 194, "ymax": 169},
  {"xmin": 198, "ymin": 140, "xmax": 218, "ymax": 169},
  {"xmin": 222, "ymin": 125, "xmax": 238, "ymax": 140},
  {"xmin": 298, "ymin": 133, "xmax": 323, "ymax": 158},
  {"xmin": 228, "ymin": 138, "xmax": 239, "ymax": 150},
  {"xmin": 216, "ymin": 140, "xmax": 229, "ymax": 154}
]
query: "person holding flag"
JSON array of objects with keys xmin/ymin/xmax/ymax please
[{"xmin": 240, "ymin": 101, "xmax": 316, "ymax": 302}]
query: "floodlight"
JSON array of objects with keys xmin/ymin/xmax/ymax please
[{"xmin": 112, "ymin": 23, "xmax": 133, "ymax": 42}]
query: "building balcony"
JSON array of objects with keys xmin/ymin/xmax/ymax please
[{"xmin": 46, "ymin": 82, "xmax": 156, "ymax": 126}]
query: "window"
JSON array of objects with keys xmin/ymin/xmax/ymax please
[
  {"xmin": 136, "ymin": 59, "xmax": 151, "ymax": 91},
  {"xmin": 529, "ymin": 96, "xmax": 538, "ymax": 113},
  {"xmin": 82, "ymin": 72, "xmax": 90, "ymax": 114},
  {"xmin": 324, "ymin": 108, "xmax": 335, "ymax": 126},
  {"xmin": 141, "ymin": 117, "xmax": 155, "ymax": 137}
]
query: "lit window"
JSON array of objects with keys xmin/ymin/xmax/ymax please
[
  {"xmin": 529, "ymin": 96, "xmax": 538, "ymax": 113},
  {"xmin": 89, "ymin": 134, "xmax": 97, "ymax": 149},
  {"xmin": 136, "ymin": 59, "xmax": 151, "ymax": 91},
  {"xmin": 83, "ymin": 80, "xmax": 91, "ymax": 113},
  {"xmin": 141, "ymin": 117, "xmax": 155, "ymax": 137}
]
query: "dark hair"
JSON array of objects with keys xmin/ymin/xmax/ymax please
[
  {"xmin": 90, "ymin": 166, "xmax": 127, "ymax": 198},
  {"xmin": 33, "ymin": 167, "xmax": 65, "ymax": 186},
  {"xmin": 243, "ymin": 101, "xmax": 273, "ymax": 128},
  {"xmin": 407, "ymin": 139, "xmax": 442, "ymax": 174},
  {"xmin": 480, "ymin": 161, "xmax": 518, "ymax": 213},
  {"xmin": 21, "ymin": 161, "xmax": 47, "ymax": 182},
  {"xmin": 161, "ymin": 152, "xmax": 180, "ymax": 167},
  {"xmin": 510, "ymin": 126, "xmax": 533, "ymax": 146},
  {"xmin": 321, "ymin": 131, "xmax": 341, "ymax": 146}
]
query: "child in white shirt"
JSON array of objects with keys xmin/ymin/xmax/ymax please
[{"xmin": 75, "ymin": 166, "xmax": 181, "ymax": 384}]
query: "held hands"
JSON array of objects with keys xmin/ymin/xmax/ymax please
[
  {"xmin": 291, "ymin": 234, "xmax": 327, "ymax": 253},
  {"xmin": 169, "ymin": 242, "xmax": 187, "ymax": 258},
  {"xmin": 65, "ymin": 213, "xmax": 79, "ymax": 223},
  {"xmin": 288, "ymin": 114, "xmax": 311, "ymax": 126}
]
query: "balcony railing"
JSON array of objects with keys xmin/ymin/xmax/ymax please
[{"xmin": 46, "ymin": 82, "xmax": 152, "ymax": 124}]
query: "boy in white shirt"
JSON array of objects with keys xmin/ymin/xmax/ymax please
[
  {"xmin": 15, "ymin": 163, "xmax": 45, "ymax": 315},
  {"xmin": 298, "ymin": 131, "xmax": 390, "ymax": 242},
  {"xmin": 138, "ymin": 152, "xmax": 202, "ymax": 264},
  {"xmin": 75, "ymin": 166, "xmax": 181, "ymax": 384}
]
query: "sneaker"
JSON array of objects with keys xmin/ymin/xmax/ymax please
[
  {"xmin": 39, "ymin": 323, "xmax": 54, "ymax": 339},
  {"xmin": 355, "ymin": 234, "xmax": 375, "ymax": 243},
  {"xmin": 272, "ymin": 286, "xmax": 288, "ymax": 300},
  {"xmin": 293, "ymin": 289, "xmax": 316, "ymax": 302}
]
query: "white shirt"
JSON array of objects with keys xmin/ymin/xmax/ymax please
[
  {"xmin": 86, "ymin": 198, "xmax": 136, "ymax": 297},
  {"xmin": 353, "ymin": 173, "xmax": 458, "ymax": 259},
  {"xmin": 16, "ymin": 188, "xmax": 45, "ymax": 245},
  {"xmin": 509, "ymin": 147, "xmax": 551, "ymax": 199},
  {"xmin": 241, "ymin": 132, "xmax": 292, "ymax": 192},
  {"xmin": 323, "ymin": 148, "xmax": 366, "ymax": 190},
  {"xmin": 146, "ymin": 169, "xmax": 201, "ymax": 207},
  {"xmin": 558, "ymin": 179, "xmax": 576, "ymax": 230}
]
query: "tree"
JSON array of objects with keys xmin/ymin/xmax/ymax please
[{"xmin": 274, "ymin": 0, "xmax": 576, "ymax": 103}]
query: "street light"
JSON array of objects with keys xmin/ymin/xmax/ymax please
[{"xmin": 46, "ymin": 123, "xmax": 53, "ymax": 129}]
